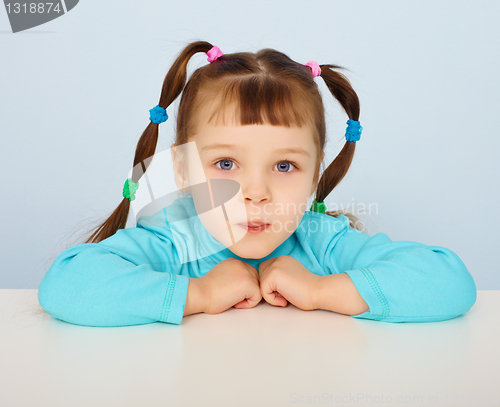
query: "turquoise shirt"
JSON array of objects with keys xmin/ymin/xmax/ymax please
[{"xmin": 38, "ymin": 196, "xmax": 477, "ymax": 326}]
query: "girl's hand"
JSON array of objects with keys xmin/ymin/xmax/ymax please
[
  {"xmin": 258, "ymin": 255, "xmax": 321, "ymax": 311},
  {"xmin": 197, "ymin": 257, "xmax": 262, "ymax": 314}
]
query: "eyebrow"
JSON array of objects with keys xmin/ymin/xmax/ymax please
[{"xmin": 200, "ymin": 143, "xmax": 310, "ymax": 158}]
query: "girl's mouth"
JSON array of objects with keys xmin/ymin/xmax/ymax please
[{"xmin": 237, "ymin": 223, "xmax": 271, "ymax": 233}]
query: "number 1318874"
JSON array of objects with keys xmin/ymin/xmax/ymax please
[{"xmin": 6, "ymin": 3, "xmax": 62, "ymax": 14}]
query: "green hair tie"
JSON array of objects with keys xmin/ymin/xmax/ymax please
[
  {"xmin": 123, "ymin": 178, "xmax": 139, "ymax": 201},
  {"xmin": 310, "ymin": 198, "xmax": 326, "ymax": 214}
]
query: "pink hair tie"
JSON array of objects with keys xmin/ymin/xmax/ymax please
[
  {"xmin": 305, "ymin": 60, "xmax": 321, "ymax": 77},
  {"xmin": 207, "ymin": 45, "xmax": 224, "ymax": 63}
]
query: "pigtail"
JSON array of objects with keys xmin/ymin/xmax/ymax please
[
  {"xmin": 83, "ymin": 41, "xmax": 215, "ymax": 244},
  {"xmin": 313, "ymin": 65, "xmax": 365, "ymax": 231}
]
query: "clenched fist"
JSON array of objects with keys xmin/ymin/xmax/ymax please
[{"xmin": 258, "ymin": 255, "xmax": 321, "ymax": 311}]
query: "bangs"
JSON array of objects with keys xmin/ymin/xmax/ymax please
[{"xmin": 198, "ymin": 75, "xmax": 315, "ymax": 128}]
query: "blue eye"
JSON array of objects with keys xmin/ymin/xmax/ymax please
[
  {"xmin": 216, "ymin": 159, "xmax": 235, "ymax": 171},
  {"xmin": 277, "ymin": 162, "xmax": 291, "ymax": 172},
  {"xmin": 214, "ymin": 159, "xmax": 298, "ymax": 172}
]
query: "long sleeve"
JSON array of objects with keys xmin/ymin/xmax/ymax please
[
  {"xmin": 321, "ymin": 215, "xmax": 477, "ymax": 322},
  {"xmin": 38, "ymin": 226, "xmax": 190, "ymax": 327}
]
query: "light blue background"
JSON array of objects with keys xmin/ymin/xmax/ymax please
[{"xmin": 1, "ymin": 0, "xmax": 498, "ymax": 289}]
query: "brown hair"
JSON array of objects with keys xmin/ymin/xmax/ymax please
[{"xmin": 83, "ymin": 40, "xmax": 365, "ymax": 244}]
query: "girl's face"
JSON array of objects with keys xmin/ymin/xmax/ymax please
[{"xmin": 176, "ymin": 109, "xmax": 324, "ymax": 259}]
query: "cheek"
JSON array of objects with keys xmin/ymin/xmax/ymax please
[
  {"xmin": 272, "ymin": 215, "xmax": 302, "ymax": 236},
  {"xmin": 203, "ymin": 164, "xmax": 233, "ymax": 180},
  {"xmin": 281, "ymin": 180, "xmax": 312, "ymax": 200},
  {"xmin": 274, "ymin": 172, "xmax": 313, "ymax": 193}
]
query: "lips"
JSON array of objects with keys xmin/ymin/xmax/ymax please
[
  {"xmin": 236, "ymin": 221, "xmax": 271, "ymax": 234},
  {"xmin": 237, "ymin": 221, "xmax": 270, "ymax": 227}
]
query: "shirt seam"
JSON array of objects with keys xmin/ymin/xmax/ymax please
[
  {"xmin": 359, "ymin": 267, "xmax": 390, "ymax": 320},
  {"xmin": 160, "ymin": 274, "xmax": 176, "ymax": 322},
  {"xmin": 369, "ymin": 314, "xmax": 464, "ymax": 320}
]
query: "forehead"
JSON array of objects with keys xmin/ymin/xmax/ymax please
[
  {"xmin": 191, "ymin": 99, "xmax": 316, "ymax": 155},
  {"xmin": 195, "ymin": 123, "xmax": 314, "ymax": 156}
]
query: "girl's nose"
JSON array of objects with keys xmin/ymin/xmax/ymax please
[{"xmin": 241, "ymin": 171, "xmax": 270, "ymax": 203}]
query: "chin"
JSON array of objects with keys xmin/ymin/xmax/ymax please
[{"xmin": 228, "ymin": 242, "xmax": 273, "ymax": 260}]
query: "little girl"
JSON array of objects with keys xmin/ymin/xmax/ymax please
[{"xmin": 38, "ymin": 41, "xmax": 477, "ymax": 327}]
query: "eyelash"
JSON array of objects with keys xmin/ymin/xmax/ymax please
[{"xmin": 213, "ymin": 158, "xmax": 299, "ymax": 173}]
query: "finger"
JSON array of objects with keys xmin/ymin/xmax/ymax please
[
  {"xmin": 274, "ymin": 293, "xmax": 288, "ymax": 307},
  {"xmin": 235, "ymin": 287, "xmax": 262, "ymax": 309},
  {"xmin": 234, "ymin": 299, "xmax": 250, "ymax": 309},
  {"xmin": 260, "ymin": 279, "xmax": 286, "ymax": 307},
  {"xmin": 260, "ymin": 283, "xmax": 271, "ymax": 305},
  {"xmin": 246, "ymin": 288, "xmax": 263, "ymax": 308},
  {"xmin": 270, "ymin": 291, "xmax": 288, "ymax": 307}
]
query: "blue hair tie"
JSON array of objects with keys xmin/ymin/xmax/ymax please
[
  {"xmin": 345, "ymin": 119, "xmax": 362, "ymax": 142},
  {"xmin": 149, "ymin": 105, "xmax": 168, "ymax": 124}
]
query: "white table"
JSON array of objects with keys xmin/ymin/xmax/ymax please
[{"xmin": 0, "ymin": 289, "xmax": 499, "ymax": 407}]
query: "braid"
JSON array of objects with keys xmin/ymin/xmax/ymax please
[{"xmin": 84, "ymin": 41, "xmax": 215, "ymax": 244}]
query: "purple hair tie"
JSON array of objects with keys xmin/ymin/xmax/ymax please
[
  {"xmin": 207, "ymin": 45, "xmax": 224, "ymax": 63},
  {"xmin": 305, "ymin": 60, "xmax": 321, "ymax": 78}
]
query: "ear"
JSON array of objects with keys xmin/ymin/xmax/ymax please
[
  {"xmin": 170, "ymin": 144, "xmax": 187, "ymax": 192},
  {"xmin": 309, "ymin": 180, "xmax": 316, "ymax": 198},
  {"xmin": 310, "ymin": 151, "xmax": 325, "ymax": 196}
]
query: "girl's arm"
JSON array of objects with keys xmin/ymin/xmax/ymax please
[
  {"xmin": 38, "ymin": 227, "xmax": 190, "ymax": 327},
  {"xmin": 303, "ymin": 213, "xmax": 477, "ymax": 323},
  {"xmin": 313, "ymin": 273, "xmax": 369, "ymax": 316},
  {"xmin": 183, "ymin": 277, "xmax": 208, "ymax": 316}
]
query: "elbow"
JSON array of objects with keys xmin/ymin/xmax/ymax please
[
  {"xmin": 406, "ymin": 248, "xmax": 478, "ymax": 321},
  {"xmin": 37, "ymin": 248, "xmax": 82, "ymax": 321},
  {"xmin": 37, "ymin": 277, "xmax": 49, "ymax": 311},
  {"xmin": 38, "ymin": 265, "xmax": 62, "ymax": 320},
  {"xmin": 455, "ymin": 264, "xmax": 477, "ymax": 314},
  {"xmin": 440, "ymin": 249, "xmax": 477, "ymax": 316}
]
